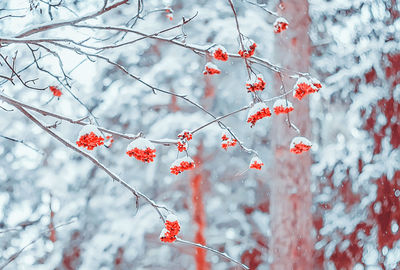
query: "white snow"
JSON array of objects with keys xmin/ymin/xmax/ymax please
[
  {"xmin": 247, "ymin": 102, "xmax": 268, "ymax": 118},
  {"xmin": 170, "ymin": 156, "xmax": 195, "ymax": 168},
  {"xmin": 166, "ymin": 214, "xmax": 178, "ymax": 222},
  {"xmin": 126, "ymin": 137, "xmax": 155, "ymax": 151},
  {"xmin": 273, "ymin": 99, "xmax": 293, "ymax": 109},
  {"xmin": 211, "ymin": 45, "xmax": 227, "ymax": 54},
  {"xmin": 246, "ymin": 74, "xmax": 263, "ymax": 85},
  {"xmin": 204, "ymin": 62, "xmax": 220, "ymax": 71},
  {"xmin": 78, "ymin": 124, "xmax": 102, "ymax": 138},
  {"xmin": 290, "ymin": 136, "xmax": 312, "ymax": 148},
  {"xmin": 250, "ymin": 156, "xmax": 263, "ymax": 165}
]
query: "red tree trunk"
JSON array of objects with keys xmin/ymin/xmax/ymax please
[{"xmin": 270, "ymin": 0, "xmax": 313, "ymax": 269}]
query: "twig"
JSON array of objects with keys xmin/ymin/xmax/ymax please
[
  {"xmin": 176, "ymin": 238, "xmax": 249, "ymax": 270},
  {"xmin": 0, "ymin": 134, "xmax": 44, "ymax": 154},
  {"xmin": 0, "ymin": 220, "xmax": 76, "ymax": 270}
]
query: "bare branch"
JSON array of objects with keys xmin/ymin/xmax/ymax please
[
  {"xmin": 176, "ymin": 238, "xmax": 249, "ymax": 270},
  {"xmin": 15, "ymin": 0, "xmax": 129, "ymax": 38}
]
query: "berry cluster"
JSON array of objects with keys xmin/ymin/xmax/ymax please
[
  {"xmin": 221, "ymin": 131, "xmax": 237, "ymax": 150},
  {"xmin": 273, "ymin": 99, "xmax": 294, "ymax": 115},
  {"xmin": 290, "ymin": 136, "xmax": 312, "ymax": 154},
  {"xmin": 249, "ymin": 156, "xmax": 264, "ymax": 170},
  {"xmin": 238, "ymin": 39, "xmax": 256, "ymax": 58},
  {"xmin": 126, "ymin": 138, "xmax": 156, "ymax": 163},
  {"xmin": 177, "ymin": 130, "xmax": 192, "ymax": 152},
  {"xmin": 170, "ymin": 157, "xmax": 195, "ymax": 175},
  {"xmin": 246, "ymin": 74, "xmax": 266, "ymax": 92},
  {"xmin": 203, "ymin": 62, "xmax": 221, "ymax": 75},
  {"xmin": 178, "ymin": 130, "xmax": 192, "ymax": 141},
  {"xmin": 293, "ymin": 77, "xmax": 322, "ymax": 100},
  {"xmin": 76, "ymin": 125, "xmax": 104, "ymax": 150},
  {"xmin": 273, "ymin": 17, "xmax": 289, "ymax": 33},
  {"xmin": 177, "ymin": 141, "xmax": 188, "ymax": 152},
  {"xmin": 160, "ymin": 214, "xmax": 180, "ymax": 243},
  {"xmin": 49, "ymin": 86, "xmax": 62, "ymax": 97},
  {"xmin": 211, "ymin": 45, "xmax": 229, "ymax": 61},
  {"xmin": 247, "ymin": 102, "xmax": 271, "ymax": 127}
]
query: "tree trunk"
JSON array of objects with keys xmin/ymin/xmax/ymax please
[{"xmin": 270, "ymin": 0, "xmax": 313, "ymax": 269}]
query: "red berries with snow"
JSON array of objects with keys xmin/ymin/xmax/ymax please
[
  {"xmin": 246, "ymin": 74, "xmax": 266, "ymax": 92},
  {"xmin": 177, "ymin": 141, "xmax": 188, "ymax": 152},
  {"xmin": 293, "ymin": 77, "xmax": 321, "ymax": 100},
  {"xmin": 160, "ymin": 214, "xmax": 180, "ymax": 243},
  {"xmin": 273, "ymin": 99, "xmax": 294, "ymax": 115},
  {"xmin": 76, "ymin": 125, "xmax": 104, "ymax": 150},
  {"xmin": 170, "ymin": 156, "xmax": 195, "ymax": 175},
  {"xmin": 126, "ymin": 137, "xmax": 156, "ymax": 163},
  {"xmin": 290, "ymin": 136, "xmax": 312, "ymax": 154},
  {"xmin": 211, "ymin": 45, "xmax": 229, "ymax": 61},
  {"xmin": 178, "ymin": 130, "xmax": 192, "ymax": 141},
  {"xmin": 177, "ymin": 130, "xmax": 192, "ymax": 152},
  {"xmin": 247, "ymin": 102, "xmax": 271, "ymax": 127},
  {"xmin": 221, "ymin": 131, "xmax": 237, "ymax": 150},
  {"xmin": 238, "ymin": 38, "xmax": 256, "ymax": 58},
  {"xmin": 310, "ymin": 77, "xmax": 322, "ymax": 92},
  {"xmin": 249, "ymin": 156, "xmax": 264, "ymax": 170},
  {"xmin": 203, "ymin": 62, "xmax": 221, "ymax": 75},
  {"xmin": 49, "ymin": 86, "xmax": 62, "ymax": 97},
  {"xmin": 273, "ymin": 17, "xmax": 289, "ymax": 33}
]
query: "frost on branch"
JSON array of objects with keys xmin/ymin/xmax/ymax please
[
  {"xmin": 273, "ymin": 99, "xmax": 294, "ymax": 115},
  {"xmin": 126, "ymin": 137, "xmax": 156, "ymax": 163},
  {"xmin": 170, "ymin": 156, "xmax": 195, "ymax": 175},
  {"xmin": 203, "ymin": 62, "xmax": 221, "ymax": 75},
  {"xmin": 221, "ymin": 130, "xmax": 237, "ymax": 150},
  {"xmin": 293, "ymin": 77, "xmax": 321, "ymax": 100},
  {"xmin": 76, "ymin": 125, "xmax": 104, "ymax": 150},
  {"xmin": 247, "ymin": 102, "xmax": 271, "ymax": 127},
  {"xmin": 238, "ymin": 38, "xmax": 257, "ymax": 58},
  {"xmin": 249, "ymin": 156, "xmax": 264, "ymax": 170},
  {"xmin": 49, "ymin": 86, "xmax": 62, "ymax": 97},
  {"xmin": 160, "ymin": 214, "xmax": 180, "ymax": 243},
  {"xmin": 290, "ymin": 136, "xmax": 312, "ymax": 154},
  {"xmin": 273, "ymin": 17, "xmax": 289, "ymax": 33},
  {"xmin": 246, "ymin": 74, "xmax": 266, "ymax": 92},
  {"xmin": 211, "ymin": 45, "xmax": 229, "ymax": 61}
]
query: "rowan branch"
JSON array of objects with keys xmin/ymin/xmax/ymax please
[{"xmin": 4, "ymin": 97, "xmax": 250, "ymax": 270}]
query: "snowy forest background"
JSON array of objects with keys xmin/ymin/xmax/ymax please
[{"xmin": 0, "ymin": 0, "xmax": 399, "ymax": 269}]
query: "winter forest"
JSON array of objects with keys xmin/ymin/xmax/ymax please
[{"xmin": 0, "ymin": 0, "xmax": 399, "ymax": 269}]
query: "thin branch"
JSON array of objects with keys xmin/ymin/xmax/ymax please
[
  {"xmin": 11, "ymin": 104, "xmax": 170, "ymax": 223},
  {"xmin": 15, "ymin": 0, "xmax": 129, "ymax": 38},
  {"xmin": 0, "ymin": 93, "xmax": 178, "ymax": 145},
  {"xmin": 0, "ymin": 220, "xmax": 76, "ymax": 270},
  {"xmin": 190, "ymin": 105, "xmax": 250, "ymax": 134},
  {"xmin": 241, "ymin": 0, "xmax": 279, "ymax": 17},
  {"xmin": 176, "ymin": 238, "xmax": 249, "ymax": 270},
  {"xmin": 0, "ymin": 53, "xmax": 46, "ymax": 91},
  {"xmin": 3, "ymin": 97, "xmax": 250, "ymax": 270},
  {"xmin": 0, "ymin": 134, "xmax": 44, "ymax": 154}
]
